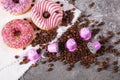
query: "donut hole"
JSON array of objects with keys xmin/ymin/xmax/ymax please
[
  {"xmin": 43, "ymin": 11, "xmax": 50, "ymax": 19},
  {"xmin": 12, "ymin": 0, "xmax": 19, "ymax": 3},
  {"xmin": 14, "ymin": 30, "xmax": 21, "ymax": 37}
]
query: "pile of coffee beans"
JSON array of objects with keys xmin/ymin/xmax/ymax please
[
  {"xmin": 31, "ymin": 27, "xmax": 57, "ymax": 46},
  {"xmin": 18, "ymin": 1, "xmax": 120, "ymax": 73},
  {"xmin": 40, "ymin": 12, "xmax": 120, "ymax": 72}
]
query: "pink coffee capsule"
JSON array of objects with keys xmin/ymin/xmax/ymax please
[
  {"xmin": 79, "ymin": 28, "xmax": 92, "ymax": 40},
  {"xmin": 26, "ymin": 49, "xmax": 40, "ymax": 62},
  {"xmin": 87, "ymin": 41, "xmax": 101, "ymax": 54},
  {"xmin": 65, "ymin": 38, "xmax": 77, "ymax": 52},
  {"xmin": 48, "ymin": 42, "xmax": 58, "ymax": 53}
]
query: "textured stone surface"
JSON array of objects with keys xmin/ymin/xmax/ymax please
[{"xmin": 20, "ymin": 0, "xmax": 120, "ymax": 80}]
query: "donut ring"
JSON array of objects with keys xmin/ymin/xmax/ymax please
[
  {"xmin": 31, "ymin": 0, "xmax": 63, "ymax": 30},
  {"xmin": 2, "ymin": 19, "xmax": 35, "ymax": 49},
  {"xmin": 0, "ymin": 0, "xmax": 32, "ymax": 15}
]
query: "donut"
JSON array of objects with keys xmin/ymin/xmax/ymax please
[
  {"xmin": 0, "ymin": 0, "xmax": 32, "ymax": 15},
  {"xmin": 31, "ymin": 0, "xmax": 63, "ymax": 30},
  {"xmin": 2, "ymin": 19, "xmax": 34, "ymax": 49}
]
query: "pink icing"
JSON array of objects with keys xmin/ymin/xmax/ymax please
[
  {"xmin": 31, "ymin": 0, "xmax": 63, "ymax": 30},
  {"xmin": 2, "ymin": 19, "xmax": 34, "ymax": 49},
  {"xmin": 0, "ymin": 0, "xmax": 32, "ymax": 15}
]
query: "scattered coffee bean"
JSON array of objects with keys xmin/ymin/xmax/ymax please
[
  {"xmin": 107, "ymin": 31, "xmax": 114, "ymax": 38},
  {"xmin": 99, "ymin": 61, "xmax": 108, "ymax": 69},
  {"xmin": 23, "ymin": 47, "xmax": 26, "ymax": 50},
  {"xmin": 56, "ymin": 1, "xmax": 60, "ymax": 4},
  {"xmin": 72, "ymin": 8, "xmax": 76, "ymax": 11},
  {"xmin": 32, "ymin": 63, "xmax": 38, "ymax": 67},
  {"xmin": 66, "ymin": 67, "xmax": 72, "ymax": 71},
  {"xmin": 113, "ymin": 61, "xmax": 118, "ymax": 65},
  {"xmin": 105, "ymin": 57, "xmax": 110, "ymax": 63},
  {"xmin": 23, "ymin": 18, "xmax": 27, "ymax": 20},
  {"xmin": 48, "ymin": 63, "xmax": 54, "ymax": 67},
  {"xmin": 41, "ymin": 61, "xmax": 47, "ymax": 64},
  {"xmin": 15, "ymin": 55, "xmax": 19, "ymax": 59},
  {"xmin": 70, "ymin": 0, "xmax": 75, "ymax": 5},
  {"xmin": 89, "ymin": 2, "xmax": 95, "ymax": 8},
  {"xmin": 112, "ymin": 66, "xmax": 119, "ymax": 73},
  {"xmin": 31, "ymin": 4, "xmax": 34, "ymax": 7},
  {"xmin": 19, "ymin": 62, "xmax": 24, "ymax": 65},
  {"xmin": 60, "ymin": 4, "xmax": 63, "ymax": 7},
  {"xmin": 96, "ymin": 21, "xmax": 105, "ymax": 26},
  {"xmin": 117, "ymin": 32, "xmax": 120, "ymax": 35},
  {"xmin": 92, "ymin": 28, "xmax": 100, "ymax": 37},
  {"xmin": 86, "ymin": 14, "xmax": 92, "ymax": 17},
  {"xmin": 29, "ymin": 22, "xmax": 32, "ymax": 24},
  {"xmin": 85, "ymin": 65, "xmax": 90, "ymax": 68},
  {"xmin": 114, "ymin": 39, "xmax": 120, "ymax": 44},
  {"xmin": 97, "ymin": 68, "xmax": 103, "ymax": 72},
  {"xmin": 47, "ymin": 68, "xmax": 53, "ymax": 72},
  {"xmin": 63, "ymin": 61, "xmax": 67, "ymax": 65},
  {"xmin": 32, "ymin": 0, "xmax": 35, "ymax": 2}
]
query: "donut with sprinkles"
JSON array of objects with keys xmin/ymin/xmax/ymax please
[
  {"xmin": 0, "ymin": 0, "xmax": 33, "ymax": 15},
  {"xmin": 2, "ymin": 19, "xmax": 35, "ymax": 49}
]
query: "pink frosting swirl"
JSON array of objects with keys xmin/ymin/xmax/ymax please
[
  {"xmin": 31, "ymin": 0, "xmax": 63, "ymax": 30},
  {"xmin": 2, "ymin": 19, "xmax": 34, "ymax": 49},
  {"xmin": 0, "ymin": 0, "xmax": 32, "ymax": 15}
]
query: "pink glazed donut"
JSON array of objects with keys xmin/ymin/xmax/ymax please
[
  {"xmin": 31, "ymin": 0, "xmax": 63, "ymax": 30},
  {"xmin": 0, "ymin": 0, "xmax": 32, "ymax": 15},
  {"xmin": 2, "ymin": 19, "xmax": 34, "ymax": 49}
]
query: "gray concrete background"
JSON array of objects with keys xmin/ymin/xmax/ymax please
[{"xmin": 20, "ymin": 0, "xmax": 120, "ymax": 80}]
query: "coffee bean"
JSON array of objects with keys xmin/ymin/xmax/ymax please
[
  {"xmin": 105, "ymin": 58, "xmax": 110, "ymax": 63},
  {"xmin": 89, "ymin": 2, "xmax": 95, "ymax": 8},
  {"xmin": 117, "ymin": 32, "xmax": 120, "ymax": 35},
  {"xmin": 70, "ymin": 0, "xmax": 75, "ymax": 5},
  {"xmin": 15, "ymin": 55, "xmax": 19, "ymax": 59},
  {"xmin": 114, "ymin": 39, "xmax": 120, "ymax": 44},
  {"xmin": 29, "ymin": 22, "xmax": 32, "ymax": 24},
  {"xmin": 113, "ymin": 61, "xmax": 118, "ymax": 65},
  {"xmin": 48, "ymin": 64, "xmax": 54, "ymax": 67},
  {"xmin": 63, "ymin": 61, "xmax": 67, "ymax": 65},
  {"xmin": 31, "ymin": 4, "xmax": 34, "ymax": 7},
  {"xmin": 66, "ymin": 67, "xmax": 72, "ymax": 71},
  {"xmin": 56, "ymin": 1, "xmax": 60, "ymax": 4},
  {"xmin": 32, "ymin": 0, "xmax": 35, "ymax": 2},
  {"xmin": 96, "ymin": 22, "xmax": 105, "ymax": 26},
  {"xmin": 32, "ymin": 63, "xmax": 37, "ymax": 67},
  {"xmin": 23, "ymin": 47, "xmax": 26, "ymax": 50},
  {"xmin": 41, "ymin": 61, "xmax": 47, "ymax": 64},
  {"xmin": 19, "ymin": 62, "xmax": 24, "ymax": 65},
  {"xmin": 47, "ymin": 68, "xmax": 53, "ymax": 72},
  {"xmin": 97, "ymin": 68, "xmax": 103, "ymax": 72},
  {"xmin": 23, "ymin": 18, "xmax": 27, "ymax": 20},
  {"xmin": 60, "ymin": 4, "xmax": 63, "ymax": 7},
  {"xmin": 112, "ymin": 66, "xmax": 119, "ymax": 73}
]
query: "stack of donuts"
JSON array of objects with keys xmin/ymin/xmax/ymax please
[{"xmin": 0, "ymin": 0, "xmax": 63, "ymax": 49}]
